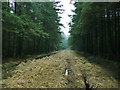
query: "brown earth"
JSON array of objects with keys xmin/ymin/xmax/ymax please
[{"xmin": 2, "ymin": 50, "xmax": 119, "ymax": 88}]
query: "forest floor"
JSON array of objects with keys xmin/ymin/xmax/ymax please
[{"xmin": 2, "ymin": 50, "xmax": 120, "ymax": 88}]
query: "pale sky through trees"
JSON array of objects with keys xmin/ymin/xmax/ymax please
[
  {"xmin": 57, "ymin": 0, "xmax": 76, "ymax": 37},
  {"xmin": 9, "ymin": 0, "xmax": 76, "ymax": 37}
]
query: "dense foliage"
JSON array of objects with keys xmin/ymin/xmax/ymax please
[
  {"xmin": 69, "ymin": 2, "xmax": 120, "ymax": 61},
  {"xmin": 2, "ymin": 2, "xmax": 62, "ymax": 58}
]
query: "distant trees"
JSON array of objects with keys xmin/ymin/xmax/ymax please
[
  {"xmin": 61, "ymin": 32, "xmax": 69, "ymax": 49},
  {"xmin": 69, "ymin": 2, "xmax": 120, "ymax": 61},
  {"xmin": 2, "ymin": 2, "xmax": 62, "ymax": 58}
]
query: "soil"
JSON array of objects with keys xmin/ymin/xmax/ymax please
[{"xmin": 2, "ymin": 50, "xmax": 119, "ymax": 88}]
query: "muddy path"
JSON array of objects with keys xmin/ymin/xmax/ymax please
[{"xmin": 2, "ymin": 50, "xmax": 119, "ymax": 88}]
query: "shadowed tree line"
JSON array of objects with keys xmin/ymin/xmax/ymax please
[
  {"xmin": 69, "ymin": 2, "xmax": 120, "ymax": 61},
  {"xmin": 2, "ymin": 2, "xmax": 63, "ymax": 58}
]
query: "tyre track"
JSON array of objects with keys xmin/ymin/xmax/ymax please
[{"xmin": 2, "ymin": 50, "xmax": 119, "ymax": 88}]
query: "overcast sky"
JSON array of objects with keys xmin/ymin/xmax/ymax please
[{"xmin": 57, "ymin": 0, "xmax": 76, "ymax": 37}]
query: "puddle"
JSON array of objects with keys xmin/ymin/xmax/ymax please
[
  {"xmin": 65, "ymin": 69, "xmax": 68, "ymax": 75},
  {"xmin": 65, "ymin": 68, "xmax": 72, "ymax": 76},
  {"xmin": 80, "ymin": 70, "xmax": 92, "ymax": 89},
  {"xmin": 83, "ymin": 76, "xmax": 91, "ymax": 90}
]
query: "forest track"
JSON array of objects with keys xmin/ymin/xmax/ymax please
[{"xmin": 2, "ymin": 50, "xmax": 119, "ymax": 88}]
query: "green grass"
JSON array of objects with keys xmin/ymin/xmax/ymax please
[{"xmin": 81, "ymin": 62, "xmax": 86, "ymax": 64}]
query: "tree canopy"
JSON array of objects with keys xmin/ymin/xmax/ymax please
[
  {"xmin": 69, "ymin": 2, "xmax": 120, "ymax": 61},
  {"xmin": 2, "ymin": 2, "xmax": 63, "ymax": 58}
]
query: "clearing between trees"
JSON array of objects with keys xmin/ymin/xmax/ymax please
[{"xmin": 2, "ymin": 50, "xmax": 119, "ymax": 88}]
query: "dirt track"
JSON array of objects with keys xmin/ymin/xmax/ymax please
[{"xmin": 2, "ymin": 50, "xmax": 119, "ymax": 88}]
